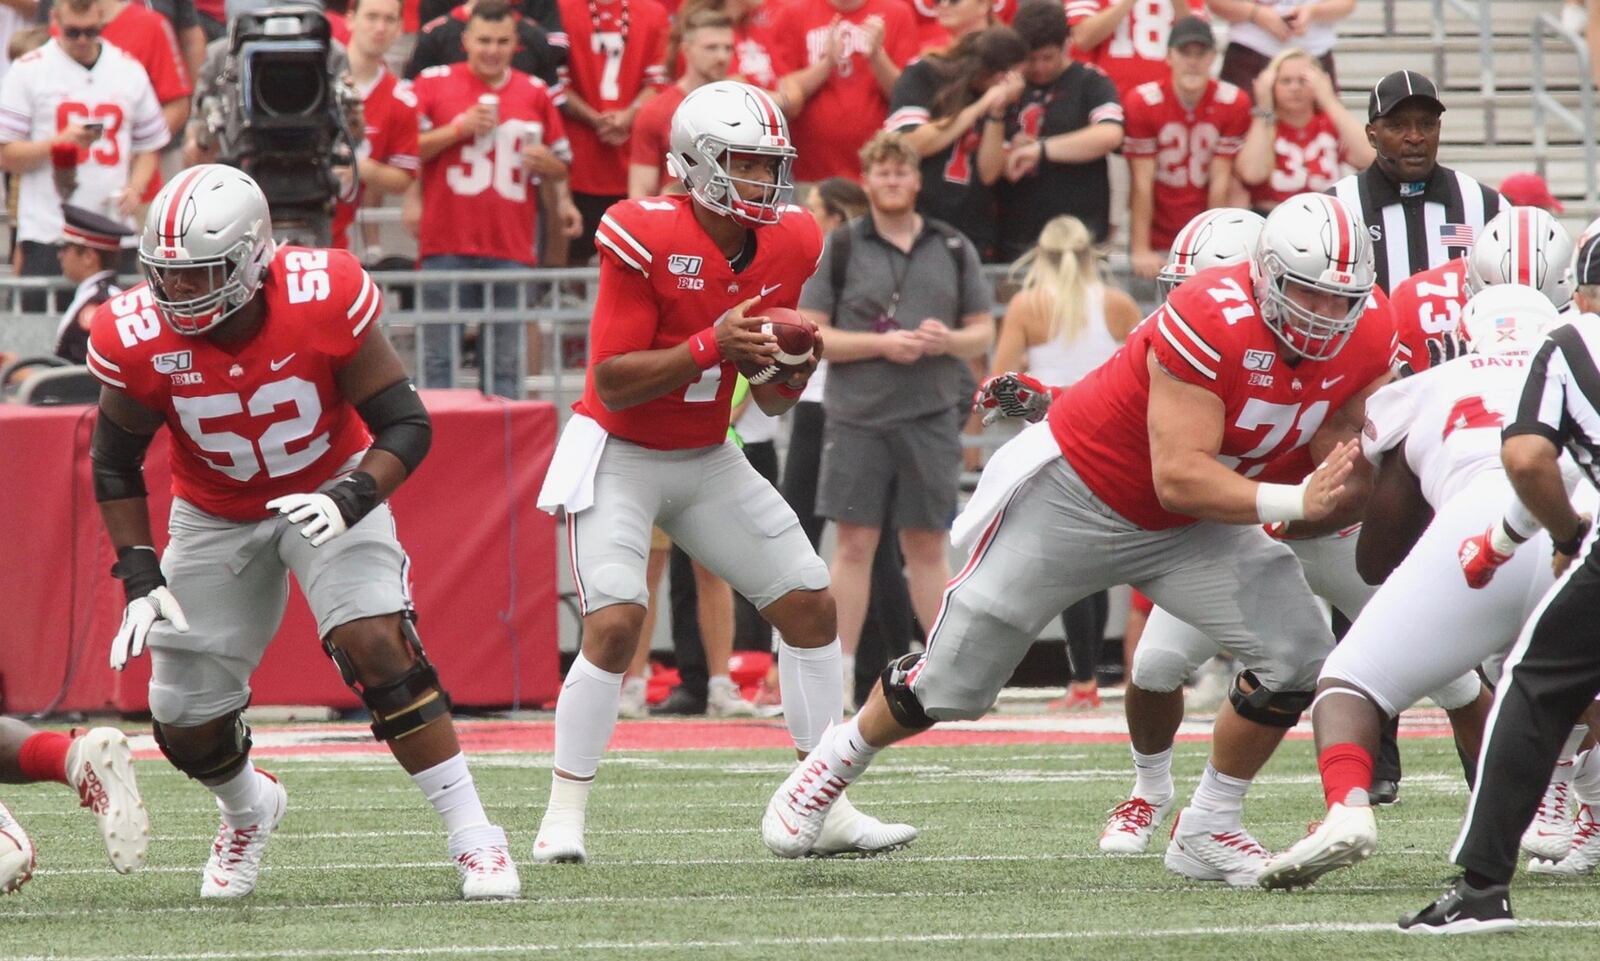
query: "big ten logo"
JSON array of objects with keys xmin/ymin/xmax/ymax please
[{"xmin": 677, "ymin": 277, "xmax": 705, "ymax": 290}]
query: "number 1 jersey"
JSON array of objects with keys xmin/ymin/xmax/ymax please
[{"xmin": 86, "ymin": 247, "xmax": 380, "ymax": 521}]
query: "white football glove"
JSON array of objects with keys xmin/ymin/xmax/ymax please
[
  {"xmin": 266, "ymin": 492, "xmax": 349, "ymax": 547},
  {"xmin": 110, "ymin": 586, "xmax": 188, "ymax": 671}
]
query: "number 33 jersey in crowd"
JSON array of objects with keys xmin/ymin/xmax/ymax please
[{"xmin": 86, "ymin": 247, "xmax": 381, "ymax": 521}]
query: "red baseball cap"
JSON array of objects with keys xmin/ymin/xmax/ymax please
[{"xmin": 1499, "ymin": 172, "xmax": 1564, "ymax": 213}]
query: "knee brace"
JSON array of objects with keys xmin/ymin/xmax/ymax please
[
  {"xmin": 324, "ymin": 616, "xmax": 454, "ymax": 742},
  {"xmin": 153, "ymin": 710, "xmax": 252, "ymax": 781},
  {"xmin": 879, "ymin": 653, "xmax": 936, "ymax": 732},
  {"xmin": 1228, "ymin": 670, "xmax": 1313, "ymax": 729}
]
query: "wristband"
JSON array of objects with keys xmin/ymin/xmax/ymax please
[
  {"xmin": 775, "ymin": 381, "xmax": 804, "ymax": 399},
  {"xmin": 1255, "ymin": 481, "xmax": 1307, "ymax": 524},
  {"xmin": 1488, "ymin": 521, "xmax": 1519, "ymax": 556},
  {"xmin": 686, "ymin": 326, "xmax": 722, "ymax": 369},
  {"xmin": 1251, "ymin": 107, "xmax": 1276, "ymax": 122},
  {"xmin": 324, "ymin": 471, "xmax": 382, "ymax": 528},
  {"xmin": 1553, "ymin": 517, "xmax": 1592, "ymax": 557},
  {"xmin": 111, "ymin": 545, "xmax": 165, "ymax": 603}
]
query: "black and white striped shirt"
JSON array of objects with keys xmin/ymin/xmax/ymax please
[
  {"xmin": 1509, "ymin": 322, "xmax": 1600, "ymax": 490},
  {"xmin": 1327, "ymin": 163, "xmax": 1506, "ymax": 293}
]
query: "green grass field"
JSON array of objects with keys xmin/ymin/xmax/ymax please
[{"xmin": 4, "ymin": 728, "xmax": 1600, "ymax": 960}]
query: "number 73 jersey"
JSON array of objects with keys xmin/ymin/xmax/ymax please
[
  {"xmin": 86, "ymin": 247, "xmax": 381, "ymax": 521},
  {"xmin": 1050, "ymin": 261, "xmax": 1397, "ymax": 530}
]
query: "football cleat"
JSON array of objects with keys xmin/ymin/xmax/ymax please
[
  {"xmin": 1257, "ymin": 803, "xmax": 1378, "ymax": 889},
  {"xmin": 0, "ymin": 799, "xmax": 36, "ymax": 894},
  {"xmin": 1048, "ymin": 687, "xmax": 1102, "ymax": 712},
  {"xmin": 808, "ymin": 793, "xmax": 917, "ymax": 857},
  {"xmin": 1099, "ymin": 795, "xmax": 1174, "ymax": 853},
  {"xmin": 200, "ymin": 770, "xmax": 286, "ymax": 899},
  {"xmin": 1520, "ymin": 760, "xmax": 1576, "ymax": 862},
  {"xmin": 762, "ymin": 757, "xmax": 849, "ymax": 859},
  {"xmin": 1528, "ymin": 803, "xmax": 1600, "ymax": 876},
  {"xmin": 66, "ymin": 727, "xmax": 150, "ymax": 874},
  {"xmin": 1399, "ymin": 876, "xmax": 1514, "ymax": 934},
  {"xmin": 706, "ymin": 678, "xmax": 756, "ymax": 718},
  {"xmin": 1163, "ymin": 809, "xmax": 1271, "ymax": 888},
  {"xmin": 617, "ymin": 677, "xmax": 649, "ymax": 719},
  {"xmin": 451, "ymin": 824, "xmax": 521, "ymax": 900},
  {"xmin": 531, "ymin": 810, "xmax": 587, "ymax": 864}
]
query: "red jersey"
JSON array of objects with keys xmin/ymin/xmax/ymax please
[
  {"xmin": 575, "ymin": 194, "xmax": 823, "ymax": 449},
  {"xmin": 409, "ymin": 63, "xmax": 570, "ymax": 265},
  {"xmin": 99, "ymin": 3, "xmax": 192, "ymax": 100},
  {"xmin": 333, "ymin": 70, "xmax": 420, "ymax": 251},
  {"xmin": 85, "ymin": 247, "xmax": 381, "ymax": 522},
  {"xmin": 905, "ymin": 0, "xmax": 1018, "ymax": 53},
  {"xmin": 770, "ymin": 0, "xmax": 919, "ymax": 182},
  {"xmin": 558, "ymin": 0, "xmax": 670, "ymax": 196},
  {"xmin": 1245, "ymin": 112, "xmax": 1344, "ymax": 210},
  {"xmin": 732, "ymin": 11, "xmax": 782, "ymax": 89},
  {"xmin": 1123, "ymin": 77, "xmax": 1251, "ymax": 251},
  {"xmin": 1389, "ymin": 257, "xmax": 1469, "ymax": 374},
  {"xmin": 1049, "ymin": 261, "xmax": 1397, "ymax": 529},
  {"xmin": 1065, "ymin": 0, "xmax": 1207, "ymax": 100},
  {"xmin": 627, "ymin": 83, "xmax": 685, "ymax": 190}
]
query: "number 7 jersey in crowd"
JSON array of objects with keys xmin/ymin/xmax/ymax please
[{"xmin": 86, "ymin": 247, "xmax": 381, "ymax": 521}]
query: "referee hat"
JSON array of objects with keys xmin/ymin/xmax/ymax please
[
  {"xmin": 1575, "ymin": 233, "xmax": 1600, "ymax": 287},
  {"xmin": 1368, "ymin": 70, "xmax": 1446, "ymax": 121}
]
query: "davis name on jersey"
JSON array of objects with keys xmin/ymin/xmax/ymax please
[
  {"xmin": 1050, "ymin": 261, "xmax": 1396, "ymax": 529},
  {"xmin": 576, "ymin": 194, "xmax": 823, "ymax": 449},
  {"xmin": 86, "ymin": 247, "xmax": 381, "ymax": 521}
]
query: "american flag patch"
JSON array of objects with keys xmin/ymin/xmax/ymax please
[{"xmin": 1439, "ymin": 223, "xmax": 1476, "ymax": 246}]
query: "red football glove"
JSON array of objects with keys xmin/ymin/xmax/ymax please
[
  {"xmin": 1459, "ymin": 527, "xmax": 1514, "ymax": 589},
  {"xmin": 973, "ymin": 372, "xmax": 1057, "ymax": 426}
]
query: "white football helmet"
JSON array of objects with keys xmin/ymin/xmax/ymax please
[
  {"xmin": 1252, "ymin": 193, "xmax": 1376, "ymax": 360},
  {"xmin": 1461, "ymin": 283, "xmax": 1559, "ymax": 355},
  {"xmin": 666, "ymin": 80, "xmax": 796, "ymax": 227},
  {"xmin": 1465, "ymin": 206, "xmax": 1574, "ymax": 310},
  {"xmin": 139, "ymin": 164, "xmax": 275, "ymax": 335},
  {"xmin": 1158, "ymin": 208, "xmax": 1266, "ymax": 300}
]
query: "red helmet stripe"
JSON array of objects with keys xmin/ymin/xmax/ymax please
[
  {"xmin": 1322, "ymin": 194, "xmax": 1352, "ymax": 268},
  {"xmin": 160, "ymin": 166, "xmax": 210, "ymax": 247},
  {"xmin": 752, "ymin": 87, "xmax": 782, "ymax": 138},
  {"xmin": 1516, "ymin": 207, "xmax": 1533, "ymax": 287}
]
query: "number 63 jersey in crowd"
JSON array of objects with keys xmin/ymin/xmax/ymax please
[
  {"xmin": 1049, "ymin": 260, "xmax": 1397, "ymax": 530},
  {"xmin": 86, "ymin": 247, "xmax": 381, "ymax": 522}
]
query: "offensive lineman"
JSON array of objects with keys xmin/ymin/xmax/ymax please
[
  {"xmin": 532, "ymin": 80, "xmax": 915, "ymax": 862},
  {"xmin": 85, "ymin": 164, "xmax": 520, "ymax": 901}
]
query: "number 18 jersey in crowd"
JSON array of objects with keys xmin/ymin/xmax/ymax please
[{"xmin": 86, "ymin": 247, "xmax": 381, "ymax": 521}]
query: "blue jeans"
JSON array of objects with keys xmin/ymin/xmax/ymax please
[{"xmin": 418, "ymin": 254, "xmax": 527, "ymax": 398}]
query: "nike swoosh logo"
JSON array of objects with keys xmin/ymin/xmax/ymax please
[
  {"xmin": 1321, "ymin": 375, "xmax": 1345, "ymax": 389},
  {"xmin": 759, "ymin": 283, "xmax": 782, "ymax": 298},
  {"xmin": 270, "ymin": 354, "xmax": 296, "ymax": 371},
  {"xmin": 1443, "ymin": 910, "xmax": 1461, "ymax": 923},
  {"xmin": 776, "ymin": 809, "xmax": 800, "ymax": 836}
]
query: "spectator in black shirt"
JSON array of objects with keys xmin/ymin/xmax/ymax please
[
  {"xmin": 994, "ymin": 0, "xmax": 1123, "ymax": 260},
  {"xmin": 405, "ymin": 0, "xmax": 566, "ymax": 85}
]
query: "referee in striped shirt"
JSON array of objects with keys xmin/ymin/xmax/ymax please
[
  {"xmin": 1327, "ymin": 69, "xmax": 1506, "ymax": 293},
  {"xmin": 1403, "ymin": 243, "xmax": 1600, "ymax": 933}
]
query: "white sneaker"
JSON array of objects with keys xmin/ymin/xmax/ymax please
[
  {"xmin": 1163, "ymin": 809, "xmax": 1271, "ymax": 888},
  {"xmin": 66, "ymin": 727, "xmax": 150, "ymax": 874},
  {"xmin": 532, "ymin": 811, "xmax": 587, "ymax": 864},
  {"xmin": 762, "ymin": 757, "xmax": 849, "ymax": 858},
  {"xmin": 0, "ymin": 800, "xmax": 35, "ymax": 894},
  {"xmin": 707, "ymin": 678, "xmax": 756, "ymax": 718},
  {"xmin": 200, "ymin": 770, "xmax": 286, "ymax": 899},
  {"xmin": 1521, "ymin": 761, "xmax": 1576, "ymax": 861},
  {"xmin": 451, "ymin": 825, "xmax": 521, "ymax": 900},
  {"xmin": 1257, "ymin": 803, "xmax": 1378, "ymax": 889},
  {"xmin": 618, "ymin": 677, "xmax": 649, "ymax": 719},
  {"xmin": 809, "ymin": 792, "xmax": 917, "ymax": 857},
  {"xmin": 1529, "ymin": 803, "xmax": 1600, "ymax": 876},
  {"xmin": 1099, "ymin": 794, "xmax": 1174, "ymax": 853}
]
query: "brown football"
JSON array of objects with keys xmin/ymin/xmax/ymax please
[{"xmin": 760, "ymin": 307, "xmax": 817, "ymax": 367}]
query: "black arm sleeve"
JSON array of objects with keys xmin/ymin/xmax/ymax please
[
  {"xmin": 90, "ymin": 412, "xmax": 157, "ymax": 503},
  {"xmin": 356, "ymin": 380, "xmax": 432, "ymax": 475}
]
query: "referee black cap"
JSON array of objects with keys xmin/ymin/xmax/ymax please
[
  {"xmin": 1575, "ymin": 233, "xmax": 1600, "ymax": 287},
  {"xmin": 1368, "ymin": 70, "xmax": 1446, "ymax": 122}
]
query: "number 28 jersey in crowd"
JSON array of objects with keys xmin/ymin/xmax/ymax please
[{"xmin": 86, "ymin": 247, "xmax": 382, "ymax": 521}]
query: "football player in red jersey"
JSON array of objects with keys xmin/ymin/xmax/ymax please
[
  {"xmin": 85, "ymin": 165, "xmax": 521, "ymax": 902},
  {"xmin": 764, "ymin": 194, "xmax": 1390, "ymax": 885},
  {"xmin": 532, "ymin": 80, "xmax": 915, "ymax": 863}
]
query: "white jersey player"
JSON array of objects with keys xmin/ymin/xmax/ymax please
[{"xmin": 1258, "ymin": 284, "xmax": 1590, "ymax": 890}]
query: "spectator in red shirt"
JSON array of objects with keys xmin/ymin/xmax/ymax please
[
  {"xmin": 628, "ymin": 7, "xmax": 731, "ymax": 198},
  {"xmin": 1065, "ymin": 0, "xmax": 1207, "ymax": 101},
  {"xmin": 1233, "ymin": 47, "xmax": 1371, "ymax": 214},
  {"xmin": 405, "ymin": 0, "xmax": 566, "ymax": 88},
  {"xmin": 665, "ymin": 0, "xmax": 779, "ymax": 91},
  {"xmin": 334, "ymin": 0, "xmax": 420, "ymax": 254},
  {"xmin": 96, "ymin": 0, "xmax": 194, "ymax": 138},
  {"xmin": 771, "ymin": 0, "xmax": 918, "ymax": 184},
  {"xmin": 913, "ymin": 0, "xmax": 1000, "ymax": 54}
]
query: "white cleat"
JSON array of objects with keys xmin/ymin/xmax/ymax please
[
  {"xmin": 1520, "ymin": 761, "xmax": 1576, "ymax": 862},
  {"xmin": 66, "ymin": 727, "xmax": 150, "ymax": 875},
  {"xmin": 762, "ymin": 757, "xmax": 849, "ymax": 859},
  {"xmin": 451, "ymin": 825, "xmax": 521, "ymax": 900},
  {"xmin": 1258, "ymin": 803, "xmax": 1378, "ymax": 889},
  {"xmin": 1529, "ymin": 803, "xmax": 1600, "ymax": 877},
  {"xmin": 1099, "ymin": 795, "xmax": 1174, "ymax": 853},
  {"xmin": 531, "ymin": 813, "xmax": 587, "ymax": 864},
  {"xmin": 808, "ymin": 793, "xmax": 917, "ymax": 857},
  {"xmin": 617, "ymin": 677, "xmax": 649, "ymax": 719},
  {"xmin": 200, "ymin": 770, "xmax": 286, "ymax": 899},
  {"xmin": 1163, "ymin": 809, "xmax": 1271, "ymax": 888},
  {"xmin": 0, "ymin": 800, "xmax": 36, "ymax": 894},
  {"xmin": 706, "ymin": 678, "xmax": 756, "ymax": 718}
]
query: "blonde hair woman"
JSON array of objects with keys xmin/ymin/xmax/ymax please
[
  {"xmin": 990, "ymin": 215, "xmax": 1139, "ymax": 710},
  {"xmin": 1233, "ymin": 47, "xmax": 1374, "ymax": 213}
]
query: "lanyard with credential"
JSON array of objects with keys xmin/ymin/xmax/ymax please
[{"xmin": 875, "ymin": 243, "xmax": 914, "ymax": 333}]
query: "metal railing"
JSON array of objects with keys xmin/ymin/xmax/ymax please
[
  {"xmin": 1429, "ymin": 0, "xmax": 1497, "ymax": 142},
  {"xmin": 1531, "ymin": 11, "xmax": 1598, "ymax": 208}
]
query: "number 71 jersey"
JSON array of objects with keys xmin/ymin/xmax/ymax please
[{"xmin": 86, "ymin": 246, "xmax": 380, "ymax": 521}]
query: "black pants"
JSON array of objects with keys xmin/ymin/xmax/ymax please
[
  {"xmin": 1061, "ymin": 591, "xmax": 1109, "ymax": 684},
  {"xmin": 1454, "ymin": 546, "xmax": 1600, "ymax": 884}
]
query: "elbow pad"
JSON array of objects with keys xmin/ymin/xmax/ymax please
[
  {"xmin": 356, "ymin": 380, "xmax": 432, "ymax": 476},
  {"xmin": 90, "ymin": 413, "xmax": 155, "ymax": 502}
]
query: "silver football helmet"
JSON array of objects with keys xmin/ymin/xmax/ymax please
[
  {"xmin": 1252, "ymin": 193, "xmax": 1376, "ymax": 360},
  {"xmin": 1158, "ymin": 208, "xmax": 1266, "ymax": 300},
  {"xmin": 140, "ymin": 164, "xmax": 275, "ymax": 335},
  {"xmin": 1461, "ymin": 283, "xmax": 1558, "ymax": 356},
  {"xmin": 1466, "ymin": 206, "xmax": 1575, "ymax": 310},
  {"xmin": 665, "ymin": 80, "xmax": 796, "ymax": 227}
]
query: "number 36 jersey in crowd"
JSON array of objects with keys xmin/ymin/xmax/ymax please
[{"xmin": 86, "ymin": 247, "xmax": 382, "ymax": 521}]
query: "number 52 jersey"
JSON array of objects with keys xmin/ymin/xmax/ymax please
[{"xmin": 86, "ymin": 247, "xmax": 382, "ymax": 521}]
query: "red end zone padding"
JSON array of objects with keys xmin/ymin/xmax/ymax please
[{"xmin": 0, "ymin": 390, "xmax": 559, "ymax": 715}]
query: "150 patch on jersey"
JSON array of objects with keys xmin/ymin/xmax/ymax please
[
  {"xmin": 667, "ymin": 254, "xmax": 703, "ymax": 276},
  {"xmin": 152, "ymin": 350, "xmax": 192, "ymax": 374}
]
